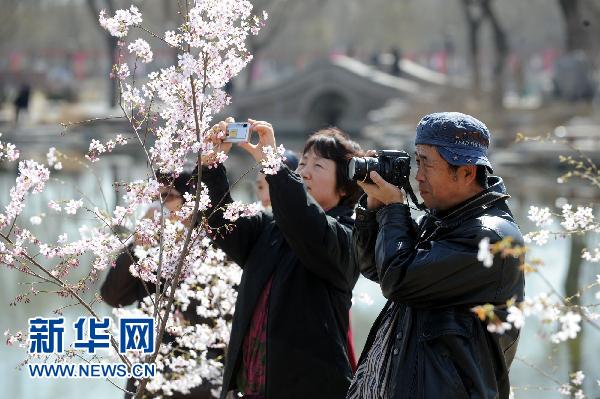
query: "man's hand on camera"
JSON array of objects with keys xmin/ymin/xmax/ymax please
[{"xmin": 357, "ymin": 171, "xmax": 405, "ymax": 208}]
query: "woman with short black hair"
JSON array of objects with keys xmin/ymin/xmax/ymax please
[{"xmin": 202, "ymin": 120, "xmax": 363, "ymax": 399}]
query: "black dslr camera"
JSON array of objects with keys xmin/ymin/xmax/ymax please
[
  {"xmin": 348, "ymin": 150, "xmax": 411, "ymax": 187},
  {"xmin": 347, "ymin": 150, "xmax": 425, "ymax": 210}
]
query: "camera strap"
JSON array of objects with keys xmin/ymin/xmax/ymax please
[{"xmin": 402, "ymin": 181, "xmax": 428, "ymax": 212}]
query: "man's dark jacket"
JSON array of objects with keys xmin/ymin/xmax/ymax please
[
  {"xmin": 202, "ymin": 164, "xmax": 357, "ymax": 399},
  {"xmin": 354, "ymin": 176, "xmax": 525, "ymax": 399}
]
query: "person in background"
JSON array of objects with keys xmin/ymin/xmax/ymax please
[
  {"xmin": 14, "ymin": 83, "xmax": 31, "ymax": 124},
  {"xmin": 101, "ymin": 171, "xmax": 220, "ymax": 399},
  {"xmin": 254, "ymin": 150, "xmax": 299, "ymax": 209}
]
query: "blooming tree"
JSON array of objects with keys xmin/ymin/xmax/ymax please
[
  {"xmin": 1, "ymin": 1, "xmax": 287, "ymax": 398},
  {"xmin": 475, "ymin": 134, "xmax": 600, "ymax": 398}
]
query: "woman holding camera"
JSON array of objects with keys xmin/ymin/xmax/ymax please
[{"xmin": 201, "ymin": 119, "xmax": 363, "ymax": 399}]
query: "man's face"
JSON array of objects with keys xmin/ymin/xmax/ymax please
[{"xmin": 414, "ymin": 144, "xmax": 464, "ymax": 212}]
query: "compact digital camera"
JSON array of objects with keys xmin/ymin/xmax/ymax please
[{"xmin": 224, "ymin": 122, "xmax": 250, "ymax": 143}]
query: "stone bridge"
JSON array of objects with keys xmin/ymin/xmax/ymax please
[{"xmin": 221, "ymin": 55, "xmax": 460, "ymax": 148}]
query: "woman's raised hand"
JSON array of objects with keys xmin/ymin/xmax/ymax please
[
  {"xmin": 238, "ymin": 119, "xmax": 276, "ymax": 163},
  {"xmin": 201, "ymin": 117, "xmax": 234, "ymax": 165}
]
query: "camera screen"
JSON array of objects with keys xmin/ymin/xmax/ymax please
[{"xmin": 225, "ymin": 123, "xmax": 249, "ymax": 142}]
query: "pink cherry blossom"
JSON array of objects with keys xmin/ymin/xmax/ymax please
[
  {"xmin": 0, "ymin": 134, "xmax": 20, "ymax": 162},
  {"xmin": 99, "ymin": 5, "xmax": 142, "ymax": 38},
  {"xmin": 260, "ymin": 145, "xmax": 286, "ymax": 175},
  {"xmin": 2, "ymin": 160, "xmax": 50, "ymax": 229},
  {"xmin": 2, "ymin": 2, "xmax": 268, "ymax": 397},
  {"xmin": 64, "ymin": 199, "xmax": 84, "ymax": 215},
  {"xmin": 128, "ymin": 38, "xmax": 153, "ymax": 63},
  {"xmin": 223, "ymin": 201, "xmax": 261, "ymax": 222}
]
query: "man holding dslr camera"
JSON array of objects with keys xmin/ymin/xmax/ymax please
[{"xmin": 347, "ymin": 112, "xmax": 525, "ymax": 399}]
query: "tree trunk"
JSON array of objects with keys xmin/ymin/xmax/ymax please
[
  {"xmin": 461, "ymin": 0, "xmax": 483, "ymax": 96},
  {"xmin": 107, "ymin": 35, "xmax": 119, "ymax": 108},
  {"xmin": 164, "ymin": 0, "xmax": 181, "ymax": 73},
  {"xmin": 243, "ymin": 0, "xmax": 321, "ymax": 89},
  {"xmin": 558, "ymin": 0, "xmax": 590, "ymax": 52},
  {"xmin": 87, "ymin": 0, "xmax": 120, "ymax": 108},
  {"xmin": 482, "ymin": 0, "xmax": 508, "ymax": 108},
  {"xmin": 564, "ymin": 233, "xmax": 585, "ymax": 376}
]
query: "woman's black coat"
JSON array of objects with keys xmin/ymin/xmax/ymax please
[{"xmin": 202, "ymin": 164, "xmax": 358, "ymax": 399}]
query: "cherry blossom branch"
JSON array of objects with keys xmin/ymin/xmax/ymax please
[
  {"xmin": 113, "ymin": 79, "xmax": 174, "ymax": 322},
  {"xmin": 531, "ymin": 268, "xmax": 600, "ymax": 332},
  {"xmin": 515, "ymin": 356, "xmax": 563, "ymax": 386},
  {"xmin": 86, "ymin": 208, "xmax": 161, "ymax": 315},
  {"xmin": 0, "ymin": 233, "xmax": 132, "ymax": 369},
  {"xmin": 72, "ymin": 351, "xmax": 135, "ymax": 396},
  {"xmin": 91, "ymin": 2, "xmax": 267, "ymax": 396},
  {"xmin": 134, "ymin": 43, "xmax": 208, "ymax": 399},
  {"xmin": 150, "ymin": 53, "xmax": 209, "ymax": 362},
  {"xmin": 60, "ymin": 116, "xmax": 127, "ymax": 134},
  {"xmin": 136, "ymin": 25, "xmax": 173, "ymax": 47}
]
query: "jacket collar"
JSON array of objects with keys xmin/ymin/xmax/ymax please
[{"xmin": 326, "ymin": 203, "xmax": 355, "ymax": 220}]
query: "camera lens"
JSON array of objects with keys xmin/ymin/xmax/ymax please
[
  {"xmin": 348, "ymin": 158, "xmax": 366, "ymax": 181},
  {"xmin": 348, "ymin": 157, "xmax": 378, "ymax": 183}
]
